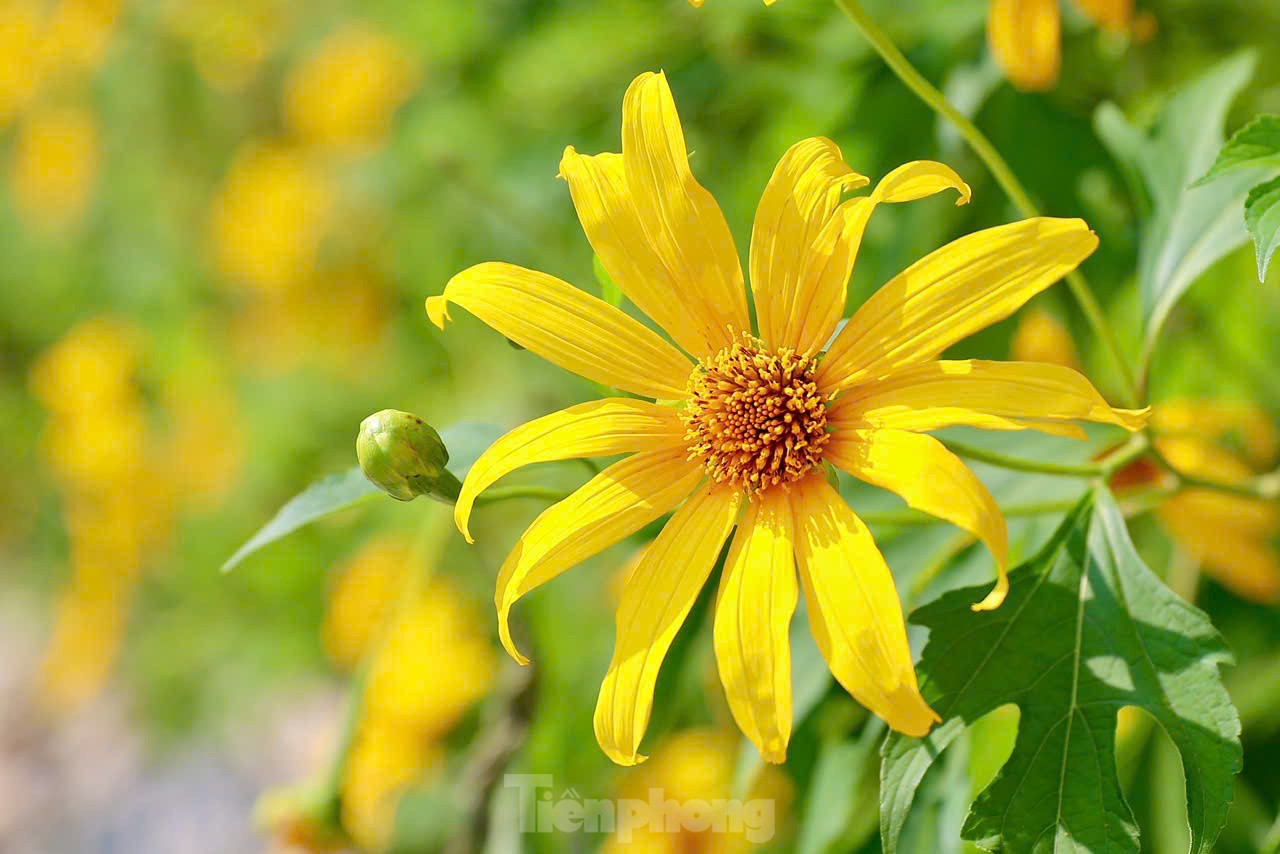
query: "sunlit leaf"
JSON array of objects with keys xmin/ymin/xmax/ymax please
[
  {"xmin": 1095, "ymin": 52, "xmax": 1258, "ymax": 345},
  {"xmin": 880, "ymin": 489, "xmax": 1241, "ymax": 854},
  {"xmin": 1195, "ymin": 115, "xmax": 1280, "ymax": 186},
  {"xmin": 1245, "ymin": 175, "xmax": 1280, "ymax": 282}
]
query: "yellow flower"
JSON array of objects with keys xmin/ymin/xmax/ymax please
[
  {"xmin": 9, "ymin": 103, "xmax": 100, "ymax": 234},
  {"xmin": 428, "ymin": 71, "xmax": 1145, "ymax": 765},
  {"xmin": 987, "ymin": 0, "xmax": 1149, "ymax": 91},
  {"xmin": 1113, "ymin": 401, "xmax": 1280, "ymax": 604},
  {"xmin": 1009, "ymin": 307, "xmax": 1079, "ymax": 370},
  {"xmin": 603, "ymin": 728, "xmax": 792, "ymax": 853},
  {"xmin": 688, "ymin": 0, "xmax": 780, "ymax": 6},
  {"xmin": 283, "ymin": 25, "xmax": 418, "ymax": 151},
  {"xmin": 208, "ymin": 143, "xmax": 334, "ymax": 292},
  {"xmin": 339, "ymin": 576, "xmax": 496, "ymax": 850},
  {"xmin": 323, "ymin": 537, "xmax": 408, "ymax": 670}
]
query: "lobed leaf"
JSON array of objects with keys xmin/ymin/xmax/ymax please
[{"xmin": 880, "ymin": 489, "xmax": 1241, "ymax": 854}]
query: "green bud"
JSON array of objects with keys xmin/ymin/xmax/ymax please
[{"xmin": 356, "ymin": 410, "xmax": 459, "ymax": 502}]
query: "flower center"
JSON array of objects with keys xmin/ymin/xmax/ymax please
[{"xmin": 681, "ymin": 335, "xmax": 830, "ymax": 492}]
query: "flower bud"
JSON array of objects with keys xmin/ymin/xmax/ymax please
[{"xmin": 356, "ymin": 410, "xmax": 458, "ymax": 502}]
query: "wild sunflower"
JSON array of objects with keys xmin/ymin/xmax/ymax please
[
  {"xmin": 988, "ymin": 0, "xmax": 1150, "ymax": 91},
  {"xmin": 428, "ymin": 71, "xmax": 1146, "ymax": 765},
  {"xmin": 1113, "ymin": 402, "xmax": 1280, "ymax": 604}
]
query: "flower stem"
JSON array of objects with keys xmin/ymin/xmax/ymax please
[
  {"xmin": 473, "ymin": 485, "xmax": 572, "ymax": 506},
  {"xmin": 831, "ymin": 0, "xmax": 1140, "ymax": 408},
  {"xmin": 941, "ymin": 438, "xmax": 1106, "ymax": 477},
  {"xmin": 861, "ymin": 498, "xmax": 1081, "ymax": 528}
]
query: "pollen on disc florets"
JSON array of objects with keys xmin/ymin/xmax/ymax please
[{"xmin": 682, "ymin": 334, "xmax": 831, "ymax": 493}]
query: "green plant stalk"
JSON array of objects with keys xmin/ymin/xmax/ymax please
[
  {"xmin": 832, "ymin": 0, "xmax": 1140, "ymax": 408},
  {"xmin": 941, "ymin": 438, "xmax": 1108, "ymax": 477},
  {"xmin": 861, "ymin": 498, "xmax": 1081, "ymax": 528},
  {"xmin": 473, "ymin": 485, "xmax": 572, "ymax": 506}
]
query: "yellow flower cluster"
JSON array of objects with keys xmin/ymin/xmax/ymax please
[
  {"xmin": 29, "ymin": 319, "xmax": 244, "ymax": 714},
  {"xmin": 602, "ymin": 728, "xmax": 792, "ymax": 853},
  {"xmin": 0, "ymin": 0, "xmax": 118, "ymax": 125},
  {"xmin": 1, "ymin": 0, "xmax": 117, "ymax": 234},
  {"xmin": 207, "ymin": 24, "xmax": 416, "ymax": 376},
  {"xmin": 161, "ymin": 0, "xmax": 288, "ymax": 91},
  {"xmin": 1011, "ymin": 311, "xmax": 1280, "ymax": 603},
  {"xmin": 323, "ymin": 536, "xmax": 496, "ymax": 850},
  {"xmin": 29, "ymin": 318, "xmax": 168, "ymax": 713}
]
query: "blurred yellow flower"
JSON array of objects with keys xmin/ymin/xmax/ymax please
[
  {"xmin": 323, "ymin": 538, "xmax": 409, "ymax": 670},
  {"xmin": 9, "ymin": 103, "xmax": 99, "ymax": 233},
  {"xmin": 603, "ymin": 729, "xmax": 792, "ymax": 853},
  {"xmin": 284, "ymin": 25, "xmax": 418, "ymax": 151},
  {"xmin": 0, "ymin": 2, "xmax": 43, "ymax": 124},
  {"xmin": 430, "ymin": 71, "xmax": 1145, "ymax": 765},
  {"xmin": 163, "ymin": 0, "xmax": 286, "ymax": 91},
  {"xmin": 1009, "ymin": 307, "xmax": 1079, "ymax": 370},
  {"xmin": 230, "ymin": 268, "xmax": 389, "ymax": 376},
  {"xmin": 1110, "ymin": 402, "xmax": 1280, "ymax": 604},
  {"xmin": 331, "ymin": 566, "xmax": 497, "ymax": 851},
  {"xmin": 988, "ymin": 0, "xmax": 1152, "ymax": 91},
  {"xmin": 30, "ymin": 317, "xmax": 173, "ymax": 714},
  {"xmin": 0, "ymin": 0, "xmax": 118, "ymax": 126},
  {"xmin": 209, "ymin": 143, "xmax": 334, "ymax": 292}
]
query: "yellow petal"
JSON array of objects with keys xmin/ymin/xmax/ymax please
[
  {"xmin": 1158, "ymin": 492, "xmax": 1280, "ymax": 605},
  {"xmin": 789, "ymin": 473, "xmax": 939, "ymax": 736},
  {"xmin": 456, "ymin": 399, "xmax": 687, "ymax": 544},
  {"xmin": 495, "ymin": 448, "xmax": 703, "ymax": 665},
  {"xmin": 559, "ymin": 147, "xmax": 721, "ymax": 356},
  {"xmin": 869, "ymin": 160, "xmax": 972, "ymax": 206},
  {"xmin": 988, "ymin": 0, "xmax": 1061, "ymax": 92},
  {"xmin": 819, "ymin": 218, "xmax": 1098, "ymax": 394},
  {"xmin": 1074, "ymin": 0, "xmax": 1133, "ymax": 30},
  {"xmin": 827, "ymin": 428, "xmax": 1009, "ymax": 610},
  {"xmin": 594, "ymin": 483, "xmax": 742, "ymax": 765},
  {"xmin": 1153, "ymin": 400, "xmax": 1278, "ymax": 468},
  {"xmin": 829, "ymin": 360, "xmax": 1149, "ymax": 436},
  {"xmin": 749, "ymin": 137, "xmax": 868, "ymax": 350},
  {"xmin": 622, "ymin": 72, "xmax": 747, "ymax": 352},
  {"xmin": 713, "ymin": 489, "xmax": 798, "ymax": 764},
  {"xmin": 427, "ymin": 262, "xmax": 693, "ymax": 399},
  {"xmin": 760, "ymin": 158, "xmax": 969, "ymax": 355}
]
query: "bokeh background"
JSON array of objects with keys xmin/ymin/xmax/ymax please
[{"xmin": 2, "ymin": 0, "xmax": 1280, "ymax": 852}]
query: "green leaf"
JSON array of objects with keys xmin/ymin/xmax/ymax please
[
  {"xmin": 1245, "ymin": 175, "xmax": 1280, "ymax": 282},
  {"xmin": 1194, "ymin": 115, "xmax": 1280, "ymax": 186},
  {"xmin": 221, "ymin": 421, "xmax": 504, "ymax": 572},
  {"xmin": 221, "ymin": 468, "xmax": 381, "ymax": 573},
  {"xmin": 1095, "ymin": 53, "xmax": 1258, "ymax": 345},
  {"xmin": 880, "ymin": 489, "xmax": 1241, "ymax": 854},
  {"xmin": 593, "ymin": 253, "xmax": 623, "ymax": 308}
]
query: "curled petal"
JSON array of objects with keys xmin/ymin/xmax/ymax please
[
  {"xmin": 594, "ymin": 484, "xmax": 742, "ymax": 765},
  {"xmin": 427, "ymin": 262, "xmax": 693, "ymax": 399},
  {"xmin": 495, "ymin": 448, "xmax": 703, "ymax": 664},
  {"xmin": 790, "ymin": 473, "xmax": 939, "ymax": 736},
  {"xmin": 456, "ymin": 399, "xmax": 686, "ymax": 543},
  {"xmin": 827, "ymin": 428, "xmax": 1009, "ymax": 610}
]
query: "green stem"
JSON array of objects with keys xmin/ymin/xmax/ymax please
[
  {"xmin": 861, "ymin": 498, "xmax": 1080, "ymax": 528},
  {"xmin": 474, "ymin": 485, "xmax": 572, "ymax": 506},
  {"xmin": 1148, "ymin": 443, "xmax": 1276, "ymax": 502},
  {"xmin": 832, "ymin": 0, "xmax": 1140, "ymax": 408},
  {"xmin": 941, "ymin": 439, "xmax": 1106, "ymax": 478}
]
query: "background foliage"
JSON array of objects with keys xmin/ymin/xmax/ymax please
[{"xmin": 2, "ymin": 0, "xmax": 1280, "ymax": 851}]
